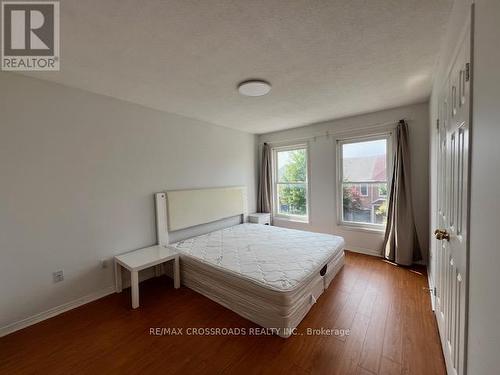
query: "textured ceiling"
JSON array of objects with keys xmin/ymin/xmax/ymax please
[{"xmin": 23, "ymin": 0, "xmax": 453, "ymax": 134}]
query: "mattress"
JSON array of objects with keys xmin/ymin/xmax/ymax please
[{"xmin": 169, "ymin": 223, "xmax": 345, "ymax": 337}]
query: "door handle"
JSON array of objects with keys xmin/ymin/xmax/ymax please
[{"xmin": 434, "ymin": 229, "xmax": 450, "ymax": 241}]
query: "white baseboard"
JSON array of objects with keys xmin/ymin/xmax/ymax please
[
  {"xmin": 347, "ymin": 247, "xmax": 430, "ymax": 269},
  {"xmin": 0, "ymin": 285, "xmax": 115, "ymax": 338},
  {"xmin": 346, "ymin": 246, "xmax": 382, "ymax": 258}
]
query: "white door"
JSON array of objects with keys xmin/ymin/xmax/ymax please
[{"xmin": 434, "ymin": 20, "xmax": 471, "ymax": 375}]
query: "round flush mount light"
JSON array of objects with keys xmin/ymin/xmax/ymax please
[{"xmin": 237, "ymin": 80, "xmax": 272, "ymax": 97}]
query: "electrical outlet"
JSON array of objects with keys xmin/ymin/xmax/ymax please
[
  {"xmin": 100, "ymin": 259, "xmax": 108, "ymax": 269},
  {"xmin": 53, "ymin": 270, "xmax": 64, "ymax": 283}
]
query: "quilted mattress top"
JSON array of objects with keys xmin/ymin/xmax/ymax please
[{"xmin": 169, "ymin": 223, "xmax": 344, "ymax": 291}]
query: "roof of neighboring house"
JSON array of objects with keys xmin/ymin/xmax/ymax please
[
  {"xmin": 343, "ymin": 155, "xmax": 386, "ymax": 182},
  {"xmin": 371, "ymin": 198, "xmax": 387, "ymax": 205}
]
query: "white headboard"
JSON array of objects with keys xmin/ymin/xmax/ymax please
[{"xmin": 155, "ymin": 186, "xmax": 248, "ymax": 246}]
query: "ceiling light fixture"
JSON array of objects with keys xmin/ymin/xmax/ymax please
[{"xmin": 237, "ymin": 80, "xmax": 271, "ymax": 97}]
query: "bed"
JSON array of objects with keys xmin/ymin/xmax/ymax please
[{"xmin": 155, "ymin": 187, "xmax": 345, "ymax": 337}]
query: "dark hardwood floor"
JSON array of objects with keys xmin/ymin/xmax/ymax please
[{"xmin": 0, "ymin": 252, "xmax": 445, "ymax": 374}]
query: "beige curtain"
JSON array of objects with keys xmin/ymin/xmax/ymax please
[
  {"xmin": 257, "ymin": 143, "xmax": 272, "ymax": 213},
  {"xmin": 382, "ymin": 120, "xmax": 421, "ymax": 266}
]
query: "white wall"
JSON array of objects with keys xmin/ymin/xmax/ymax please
[
  {"xmin": 467, "ymin": 1, "xmax": 500, "ymax": 373},
  {"xmin": 259, "ymin": 103, "xmax": 430, "ymax": 260},
  {"xmin": 0, "ymin": 73, "xmax": 257, "ymax": 333}
]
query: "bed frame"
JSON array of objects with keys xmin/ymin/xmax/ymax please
[{"xmin": 155, "ymin": 186, "xmax": 248, "ymax": 246}]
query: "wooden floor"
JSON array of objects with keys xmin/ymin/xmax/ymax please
[{"xmin": 0, "ymin": 252, "xmax": 445, "ymax": 375}]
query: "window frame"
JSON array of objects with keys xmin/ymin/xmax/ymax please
[
  {"xmin": 359, "ymin": 184, "xmax": 369, "ymax": 197},
  {"xmin": 336, "ymin": 133, "xmax": 393, "ymax": 232},
  {"xmin": 271, "ymin": 143, "xmax": 310, "ymax": 223}
]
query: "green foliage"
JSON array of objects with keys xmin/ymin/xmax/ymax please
[
  {"xmin": 343, "ymin": 184, "xmax": 362, "ymax": 211},
  {"xmin": 378, "ymin": 184, "xmax": 388, "ymax": 197},
  {"xmin": 376, "ymin": 200, "xmax": 388, "ymax": 220},
  {"xmin": 282, "ymin": 150, "xmax": 306, "ymax": 182},
  {"xmin": 279, "ymin": 150, "xmax": 307, "ymax": 215}
]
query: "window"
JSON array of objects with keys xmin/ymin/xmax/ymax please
[
  {"xmin": 359, "ymin": 184, "xmax": 369, "ymax": 197},
  {"xmin": 338, "ymin": 135, "xmax": 391, "ymax": 229},
  {"xmin": 378, "ymin": 184, "xmax": 387, "ymax": 197},
  {"xmin": 273, "ymin": 145, "xmax": 308, "ymax": 221}
]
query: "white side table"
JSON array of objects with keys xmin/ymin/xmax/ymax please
[
  {"xmin": 248, "ymin": 212, "xmax": 271, "ymax": 225},
  {"xmin": 114, "ymin": 245, "xmax": 180, "ymax": 309}
]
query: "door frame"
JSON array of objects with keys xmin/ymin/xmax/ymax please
[{"xmin": 429, "ymin": 4, "xmax": 474, "ymax": 375}]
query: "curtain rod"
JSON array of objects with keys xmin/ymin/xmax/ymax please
[{"xmin": 259, "ymin": 119, "xmax": 406, "ymax": 146}]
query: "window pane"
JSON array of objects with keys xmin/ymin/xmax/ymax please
[
  {"xmin": 277, "ymin": 148, "xmax": 306, "ymax": 183},
  {"xmin": 277, "ymin": 183, "xmax": 307, "ymax": 216},
  {"xmin": 359, "ymin": 184, "xmax": 368, "ymax": 196},
  {"xmin": 342, "ymin": 139, "xmax": 387, "ymax": 182},
  {"xmin": 378, "ymin": 184, "xmax": 387, "ymax": 197},
  {"xmin": 342, "ymin": 183, "xmax": 388, "ymax": 225}
]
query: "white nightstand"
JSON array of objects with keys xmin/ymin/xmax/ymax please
[
  {"xmin": 114, "ymin": 245, "xmax": 180, "ymax": 309},
  {"xmin": 248, "ymin": 213, "xmax": 271, "ymax": 225}
]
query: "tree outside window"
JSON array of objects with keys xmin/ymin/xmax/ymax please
[{"xmin": 274, "ymin": 147, "xmax": 308, "ymax": 218}]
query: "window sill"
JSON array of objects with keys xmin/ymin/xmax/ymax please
[
  {"xmin": 338, "ymin": 224, "xmax": 386, "ymax": 235},
  {"xmin": 273, "ymin": 215, "xmax": 309, "ymax": 224}
]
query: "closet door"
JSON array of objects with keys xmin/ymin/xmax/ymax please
[{"xmin": 434, "ymin": 17, "xmax": 471, "ymax": 375}]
